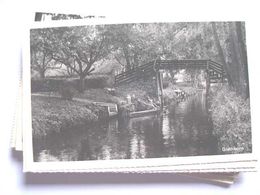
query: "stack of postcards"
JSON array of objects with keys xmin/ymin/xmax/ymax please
[{"xmin": 10, "ymin": 12, "xmax": 258, "ymax": 185}]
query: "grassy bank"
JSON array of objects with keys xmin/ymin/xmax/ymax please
[
  {"xmin": 75, "ymin": 88, "xmax": 123, "ymax": 104},
  {"xmin": 35, "ymin": 78, "xmax": 156, "ymax": 104},
  {"xmin": 209, "ymin": 85, "xmax": 252, "ymax": 153},
  {"xmin": 32, "ymin": 96, "xmax": 106, "ymax": 138},
  {"xmin": 32, "ymin": 80, "xmax": 157, "ymax": 138}
]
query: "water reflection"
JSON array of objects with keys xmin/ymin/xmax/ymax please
[{"xmin": 33, "ymin": 91, "xmax": 220, "ymax": 162}]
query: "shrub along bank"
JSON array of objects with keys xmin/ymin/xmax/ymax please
[
  {"xmin": 31, "ymin": 74, "xmax": 112, "ymax": 93},
  {"xmin": 32, "ymin": 96, "xmax": 106, "ymax": 138},
  {"xmin": 209, "ymin": 85, "xmax": 252, "ymax": 153}
]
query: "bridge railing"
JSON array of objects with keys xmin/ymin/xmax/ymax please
[
  {"xmin": 115, "ymin": 60, "xmax": 155, "ymax": 85},
  {"xmin": 208, "ymin": 60, "xmax": 227, "ymax": 83},
  {"xmin": 157, "ymin": 59, "xmax": 209, "ymax": 70},
  {"xmin": 208, "ymin": 60, "xmax": 224, "ymax": 74},
  {"xmin": 115, "ymin": 59, "xmax": 227, "ymax": 85}
]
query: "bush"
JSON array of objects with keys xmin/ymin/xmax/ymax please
[
  {"xmin": 31, "ymin": 74, "xmax": 111, "ymax": 93},
  {"xmin": 31, "ymin": 96, "xmax": 108, "ymax": 138},
  {"xmin": 31, "ymin": 79, "xmax": 63, "ymax": 92},
  {"xmin": 83, "ymin": 74, "xmax": 111, "ymax": 89},
  {"xmin": 59, "ymin": 80, "xmax": 76, "ymax": 100},
  {"xmin": 210, "ymin": 86, "xmax": 252, "ymax": 153}
]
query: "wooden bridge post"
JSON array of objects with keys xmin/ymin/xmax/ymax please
[
  {"xmin": 156, "ymin": 70, "xmax": 164, "ymax": 109},
  {"xmin": 221, "ymin": 65, "xmax": 224, "ymax": 83},
  {"xmin": 205, "ymin": 62, "xmax": 210, "ymax": 99}
]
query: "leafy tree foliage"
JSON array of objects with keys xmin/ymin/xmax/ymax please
[
  {"xmin": 30, "ymin": 28, "xmax": 62, "ymax": 79},
  {"xmin": 51, "ymin": 26, "xmax": 111, "ymax": 91},
  {"xmin": 30, "ymin": 22, "xmax": 249, "ymax": 97}
]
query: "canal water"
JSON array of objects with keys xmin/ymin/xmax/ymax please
[{"xmin": 33, "ymin": 90, "xmax": 221, "ymax": 162}]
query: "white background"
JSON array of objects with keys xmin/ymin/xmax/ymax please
[{"xmin": 0, "ymin": 0, "xmax": 259, "ymax": 194}]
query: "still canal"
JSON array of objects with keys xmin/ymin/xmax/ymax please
[{"xmin": 33, "ymin": 90, "xmax": 221, "ymax": 162}]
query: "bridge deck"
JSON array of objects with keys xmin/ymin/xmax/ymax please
[{"xmin": 115, "ymin": 59, "xmax": 226, "ymax": 85}]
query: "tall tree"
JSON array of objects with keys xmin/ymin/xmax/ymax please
[
  {"xmin": 51, "ymin": 26, "xmax": 111, "ymax": 92},
  {"xmin": 109, "ymin": 24, "xmax": 140, "ymax": 71},
  {"xmin": 211, "ymin": 22, "xmax": 233, "ymax": 86},
  {"xmin": 211, "ymin": 22, "xmax": 249, "ymax": 98},
  {"xmin": 109, "ymin": 24, "xmax": 158, "ymax": 71},
  {"xmin": 235, "ymin": 22, "xmax": 249, "ymax": 98},
  {"xmin": 227, "ymin": 22, "xmax": 249, "ymax": 98},
  {"xmin": 30, "ymin": 28, "xmax": 61, "ymax": 79}
]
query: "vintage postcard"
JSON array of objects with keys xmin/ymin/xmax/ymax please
[{"xmin": 23, "ymin": 18, "xmax": 256, "ymax": 172}]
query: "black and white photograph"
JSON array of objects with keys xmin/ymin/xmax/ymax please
[
  {"xmin": 2, "ymin": 0, "xmax": 260, "ymax": 193},
  {"xmin": 28, "ymin": 21, "xmax": 252, "ymax": 164}
]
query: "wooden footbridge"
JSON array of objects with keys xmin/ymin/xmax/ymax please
[
  {"xmin": 115, "ymin": 59, "xmax": 226, "ymax": 85},
  {"xmin": 115, "ymin": 58, "xmax": 227, "ymax": 109}
]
